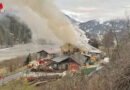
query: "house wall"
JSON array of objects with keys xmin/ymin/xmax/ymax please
[
  {"xmin": 69, "ymin": 62, "xmax": 79, "ymax": 70},
  {"xmin": 37, "ymin": 51, "xmax": 48, "ymax": 59},
  {"xmin": 57, "ymin": 59, "xmax": 80, "ymax": 70}
]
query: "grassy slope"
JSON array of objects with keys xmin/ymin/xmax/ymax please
[{"xmin": 0, "ymin": 78, "xmax": 35, "ymax": 90}]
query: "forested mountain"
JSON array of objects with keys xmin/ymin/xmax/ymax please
[
  {"xmin": 0, "ymin": 15, "xmax": 32, "ymax": 48},
  {"xmin": 65, "ymin": 14, "xmax": 128, "ymax": 39},
  {"xmin": 79, "ymin": 19, "xmax": 127, "ymax": 38}
]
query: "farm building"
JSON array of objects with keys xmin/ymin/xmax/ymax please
[
  {"xmin": 37, "ymin": 48, "xmax": 61, "ymax": 59},
  {"xmin": 61, "ymin": 43, "xmax": 80, "ymax": 55},
  {"xmin": 61, "ymin": 43, "xmax": 89, "ymax": 56},
  {"xmin": 51, "ymin": 53, "xmax": 87, "ymax": 71}
]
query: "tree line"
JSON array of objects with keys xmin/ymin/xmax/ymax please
[{"xmin": 0, "ymin": 15, "xmax": 32, "ymax": 48}]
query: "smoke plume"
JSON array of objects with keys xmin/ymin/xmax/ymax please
[{"xmin": 4, "ymin": 0, "xmax": 77, "ymax": 45}]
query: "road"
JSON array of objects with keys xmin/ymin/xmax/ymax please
[{"xmin": 0, "ymin": 71, "xmax": 25, "ymax": 85}]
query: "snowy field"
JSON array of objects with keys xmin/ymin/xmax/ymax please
[{"xmin": 0, "ymin": 43, "xmax": 59, "ymax": 62}]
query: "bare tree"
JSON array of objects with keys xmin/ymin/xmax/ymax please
[
  {"xmin": 102, "ymin": 30, "xmax": 115, "ymax": 57},
  {"xmin": 111, "ymin": 28, "xmax": 121, "ymax": 58},
  {"xmin": 125, "ymin": 11, "xmax": 130, "ymax": 38}
]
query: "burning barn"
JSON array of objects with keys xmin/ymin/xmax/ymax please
[
  {"xmin": 61, "ymin": 43, "xmax": 79, "ymax": 55},
  {"xmin": 61, "ymin": 43, "xmax": 88, "ymax": 55}
]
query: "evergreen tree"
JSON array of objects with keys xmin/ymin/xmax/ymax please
[{"xmin": 24, "ymin": 53, "xmax": 31, "ymax": 66}]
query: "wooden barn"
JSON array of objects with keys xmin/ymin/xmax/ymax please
[
  {"xmin": 51, "ymin": 53, "xmax": 87, "ymax": 71},
  {"xmin": 37, "ymin": 48, "xmax": 61, "ymax": 59}
]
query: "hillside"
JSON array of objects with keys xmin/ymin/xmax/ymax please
[
  {"xmin": 0, "ymin": 15, "xmax": 32, "ymax": 48},
  {"xmin": 79, "ymin": 19, "xmax": 127, "ymax": 38},
  {"xmin": 65, "ymin": 14, "xmax": 128, "ymax": 39}
]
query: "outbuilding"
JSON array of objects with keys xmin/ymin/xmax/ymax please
[{"xmin": 37, "ymin": 48, "xmax": 61, "ymax": 59}]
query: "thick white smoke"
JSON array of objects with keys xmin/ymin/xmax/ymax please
[{"xmin": 3, "ymin": 0, "xmax": 77, "ymax": 45}]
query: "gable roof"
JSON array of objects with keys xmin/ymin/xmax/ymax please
[
  {"xmin": 37, "ymin": 48, "xmax": 61, "ymax": 54},
  {"xmin": 52, "ymin": 56, "xmax": 69, "ymax": 63},
  {"xmin": 52, "ymin": 53, "xmax": 87, "ymax": 66},
  {"xmin": 70, "ymin": 53, "xmax": 87, "ymax": 65}
]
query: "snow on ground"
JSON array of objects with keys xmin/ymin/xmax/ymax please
[{"xmin": 0, "ymin": 43, "xmax": 60, "ymax": 62}]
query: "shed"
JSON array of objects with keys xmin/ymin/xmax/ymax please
[{"xmin": 37, "ymin": 50, "xmax": 48, "ymax": 59}]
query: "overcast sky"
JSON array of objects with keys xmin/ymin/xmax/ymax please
[{"xmin": 55, "ymin": 0, "xmax": 130, "ymax": 22}]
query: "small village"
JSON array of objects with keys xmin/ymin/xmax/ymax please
[{"xmin": 24, "ymin": 43, "xmax": 106, "ymax": 85}]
